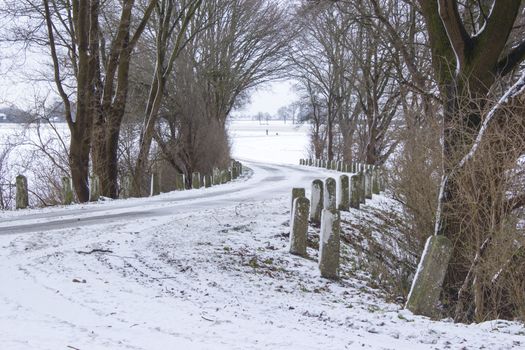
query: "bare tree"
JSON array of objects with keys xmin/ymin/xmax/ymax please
[{"xmin": 138, "ymin": 0, "xmax": 291, "ymax": 190}]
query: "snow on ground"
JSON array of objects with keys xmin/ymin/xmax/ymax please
[
  {"xmin": 229, "ymin": 120, "xmax": 309, "ymax": 164},
  {"xmin": 1, "ymin": 122, "xmax": 525, "ymax": 349}
]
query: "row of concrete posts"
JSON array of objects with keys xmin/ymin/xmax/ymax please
[
  {"xmin": 149, "ymin": 160, "xmax": 243, "ymax": 196},
  {"xmin": 13, "ymin": 160, "xmax": 243, "ymax": 209},
  {"xmin": 299, "ymin": 157, "xmax": 453, "ymax": 318},
  {"xmin": 288, "ymin": 164, "xmax": 386, "ymax": 279}
]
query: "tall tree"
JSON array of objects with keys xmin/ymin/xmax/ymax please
[
  {"xmin": 415, "ymin": 0, "xmax": 525, "ymax": 321},
  {"xmin": 41, "ymin": 0, "xmax": 156, "ymax": 200}
]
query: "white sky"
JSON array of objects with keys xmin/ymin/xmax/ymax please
[
  {"xmin": 1, "ymin": 56, "xmax": 299, "ymax": 116},
  {"xmin": 234, "ymin": 80, "xmax": 299, "ymax": 117}
]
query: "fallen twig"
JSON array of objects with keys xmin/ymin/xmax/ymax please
[{"xmin": 76, "ymin": 248, "xmax": 113, "ymax": 255}]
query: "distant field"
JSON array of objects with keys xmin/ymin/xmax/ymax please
[{"xmin": 228, "ymin": 120, "xmax": 309, "ymax": 165}]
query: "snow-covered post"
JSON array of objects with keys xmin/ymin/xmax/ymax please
[
  {"xmin": 289, "ymin": 196, "xmax": 310, "ymax": 257},
  {"xmin": 406, "ymin": 235, "xmax": 453, "ymax": 317},
  {"xmin": 300, "ymin": 159, "xmax": 304, "ymax": 165},
  {"xmin": 350, "ymin": 175, "xmax": 360, "ymax": 209},
  {"xmin": 319, "ymin": 209, "xmax": 340, "ymax": 279},
  {"xmin": 308, "ymin": 158, "xmax": 313, "ymax": 166},
  {"xmin": 324, "ymin": 177, "xmax": 337, "ymax": 211},
  {"xmin": 150, "ymin": 171, "xmax": 160, "ymax": 196},
  {"xmin": 337, "ymin": 161, "xmax": 342, "ymax": 172},
  {"xmin": 204, "ymin": 174, "xmax": 212, "ymax": 188},
  {"xmin": 322, "ymin": 160, "xmax": 327, "ymax": 168},
  {"xmin": 192, "ymin": 172, "xmax": 201, "ymax": 189},
  {"xmin": 365, "ymin": 169, "xmax": 373, "ymax": 200},
  {"xmin": 15, "ymin": 175, "xmax": 28, "ymax": 209},
  {"xmin": 291, "ymin": 187, "xmax": 305, "ymax": 219},
  {"xmin": 331, "ymin": 160, "xmax": 337, "ymax": 170},
  {"xmin": 62, "ymin": 176, "xmax": 74, "ymax": 205},
  {"xmin": 352, "ymin": 162, "xmax": 357, "ymax": 173},
  {"xmin": 175, "ymin": 173, "xmax": 185, "ymax": 191},
  {"xmin": 89, "ymin": 175, "xmax": 100, "ymax": 202},
  {"xmin": 310, "ymin": 179, "xmax": 324, "ymax": 224},
  {"xmin": 338, "ymin": 174, "xmax": 350, "ymax": 211}
]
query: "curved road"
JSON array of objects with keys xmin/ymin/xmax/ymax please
[{"xmin": 0, "ymin": 161, "xmax": 336, "ymax": 235}]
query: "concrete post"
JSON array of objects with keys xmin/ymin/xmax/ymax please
[
  {"xmin": 350, "ymin": 175, "xmax": 360, "ymax": 209},
  {"xmin": 89, "ymin": 175, "xmax": 100, "ymax": 202},
  {"xmin": 204, "ymin": 174, "xmax": 212, "ymax": 188},
  {"xmin": 212, "ymin": 168, "xmax": 220, "ymax": 185},
  {"xmin": 192, "ymin": 172, "xmax": 201, "ymax": 189},
  {"xmin": 324, "ymin": 177, "xmax": 337, "ymax": 211},
  {"xmin": 310, "ymin": 179, "xmax": 324, "ymax": 224},
  {"xmin": 62, "ymin": 176, "xmax": 74, "ymax": 205},
  {"xmin": 406, "ymin": 235, "xmax": 453, "ymax": 317},
  {"xmin": 120, "ymin": 176, "xmax": 131, "ymax": 199},
  {"xmin": 289, "ymin": 197, "xmax": 310, "ymax": 257},
  {"xmin": 319, "ymin": 209, "xmax": 340, "ymax": 279},
  {"xmin": 222, "ymin": 170, "xmax": 232, "ymax": 183},
  {"xmin": 150, "ymin": 171, "xmax": 160, "ymax": 196},
  {"xmin": 372, "ymin": 169, "xmax": 380, "ymax": 195},
  {"xmin": 232, "ymin": 165, "xmax": 239, "ymax": 179},
  {"xmin": 291, "ymin": 187, "xmax": 305, "ymax": 219},
  {"xmin": 15, "ymin": 175, "xmax": 28, "ymax": 209},
  {"xmin": 379, "ymin": 167, "xmax": 386, "ymax": 192},
  {"xmin": 359, "ymin": 172, "xmax": 366, "ymax": 204},
  {"xmin": 175, "ymin": 173, "xmax": 185, "ymax": 191},
  {"xmin": 233, "ymin": 161, "xmax": 243, "ymax": 175},
  {"xmin": 365, "ymin": 170, "xmax": 373, "ymax": 200},
  {"xmin": 338, "ymin": 175, "xmax": 350, "ymax": 211}
]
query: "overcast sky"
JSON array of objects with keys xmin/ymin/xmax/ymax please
[
  {"xmin": 1, "ymin": 56, "xmax": 299, "ymax": 117},
  {"xmin": 236, "ymin": 80, "xmax": 299, "ymax": 117}
]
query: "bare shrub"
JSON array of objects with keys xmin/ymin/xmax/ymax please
[
  {"xmin": 444, "ymin": 101, "xmax": 525, "ymax": 322},
  {"xmin": 390, "ymin": 117, "xmax": 443, "ymax": 254}
]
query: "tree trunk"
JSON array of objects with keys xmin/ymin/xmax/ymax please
[{"xmin": 69, "ymin": 129, "xmax": 90, "ymax": 203}]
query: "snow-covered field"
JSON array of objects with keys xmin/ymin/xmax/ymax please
[
  {"xmin": 229, "ymin": 120, "xmax": 310, "ymax": 164},
  {"xmin": 1, "ymin": 121, "xmax": 524, "ymax": 349}
]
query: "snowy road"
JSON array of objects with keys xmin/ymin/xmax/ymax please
[
  {"xmin": 1, "ymin": 161, "xmax": 525, "ymax": 350},
  {"xmin": 0, "ymin": 161, "xmax": 328, "ymax": 235}
]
